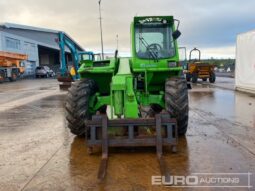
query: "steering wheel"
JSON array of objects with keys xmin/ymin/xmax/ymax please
[{"xmin": 147, "ymin": 43, "xmax": 162, "ymax": 53}]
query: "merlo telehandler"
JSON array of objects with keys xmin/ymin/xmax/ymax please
[{"xmin": 65, "ymin": 16, "xmax": 189, "ymax": 180}]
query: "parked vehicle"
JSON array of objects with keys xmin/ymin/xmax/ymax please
[
  {"xmin": 35, "ymin": 66, "xmax": 55, "ymax": 78},
  {"xmin": 185, "ymin": 48, "xmax": 216, "ymax": 83},
  {"xmin": 0, "ymin": 51, "xmax": 27, "ymax": 83}
]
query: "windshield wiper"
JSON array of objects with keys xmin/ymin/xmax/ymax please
[{"xmin": 139, "ymin": 36, "xmax": 158, "ymax": 61}]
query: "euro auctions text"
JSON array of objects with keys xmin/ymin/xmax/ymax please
[{"xmin": 152, "ymin": 173, "xmax": 253, "ymax": 188}]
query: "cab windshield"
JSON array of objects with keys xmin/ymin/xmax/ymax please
[
  {"xmin": 79, "ymin": 53, "xmax": 93, "ymax": 61},
  {"xmin": 135, "ymin": 23, "xmax": 175, "ymax": 59}
]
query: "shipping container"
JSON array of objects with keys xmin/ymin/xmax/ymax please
[{"xmin": 235, "ymin": 30, "xmax": 255, "ymax": 94}]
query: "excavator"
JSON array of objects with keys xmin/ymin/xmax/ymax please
[{"xmin": 57, "ymin": 32, "xmax": 95, "ymax": 90}]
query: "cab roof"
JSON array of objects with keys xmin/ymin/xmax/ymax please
[{"xmin": 134, "ymin": 16, "xmax": 174, "ymax": 24}]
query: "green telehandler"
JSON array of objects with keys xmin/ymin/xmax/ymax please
[{"xmin": 65, "ymin": 16, "xmax": 189, "ymax": 180}]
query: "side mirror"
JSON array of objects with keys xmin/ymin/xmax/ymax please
[
  {"xmin": 115, "ymin": 49, "xmax": 118, "ymax": 59},
  {"xmin": 172, "ymin": 30, "xmax": 181, "ymax": 40}
]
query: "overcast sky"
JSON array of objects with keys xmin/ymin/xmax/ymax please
[{"xmin": 1, "ymin": 0, "xmax": 255, "ymax": 58}]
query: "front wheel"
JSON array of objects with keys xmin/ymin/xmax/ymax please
[
  {"xmin": 165, "ymin": 77, "xmax": 189, "ymax": 135},
  {"xmin": 9, "ymin": 71, "xmax": 18, "ymax": 82},
  {"xmin": 65, "ymin": 79, "xmax": 97, "ymax": 136},
  {"xmin": 209, "ymin": 73, "xmax": 216, "ymax": 83}
]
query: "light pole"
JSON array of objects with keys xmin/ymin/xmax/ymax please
[{"xmin": 98, "ymin": 0, "xmax": 104, "ymax": 60}]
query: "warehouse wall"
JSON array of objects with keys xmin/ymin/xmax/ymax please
[
  {"xmin": 0, "ymin": 28, "xmax": 59, "ymax": 50},
  {"xmin": 0, "ymin": 31, "xmax": 40, "ymax": 76},
  {"xmin": 0, "ymin": 31, "xmax": 38, "ymax": 63},
  {"xmin": 0, "ymin": 24, "xmax": 82, "ymax": 76}
]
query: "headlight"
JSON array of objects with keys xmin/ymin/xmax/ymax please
[{"xmin": 168, "ymin": 62, "xmax": 177, "ymax": 67}]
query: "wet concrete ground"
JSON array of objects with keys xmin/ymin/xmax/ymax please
[{"xmin": 0, "ymin": 78, "xmax": 254, "ymax": 191}]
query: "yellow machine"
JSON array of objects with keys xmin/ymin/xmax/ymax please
[
  {"xmin": 0, "ymin": 51, "xmax": 28, "ymax": 82},
  {"xmin": 185, "ymin": 48, "xmax": 216, "ymax": 83}
]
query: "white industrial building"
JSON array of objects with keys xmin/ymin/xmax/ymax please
[
  {"xmin": 235, "ymin": 30, "xmax": 255, "ymax": 94},
  {"xmin": 0, "ymin": 23, "xmax": 84, "ymax": 76}
]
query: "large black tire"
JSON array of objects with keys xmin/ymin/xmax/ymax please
[
  {"xmin": 209, "ymin": 73, "xmax": 216, "ymax": 83},
  {"xmin": 165, "ymin": 77, "xmax": 189, "ymax": 135},
  {"xmin": 65, "ymin": 79, "xmax": 97, "ymax": 136},
  {"xmin": 192, "ymin": 73, "xmax": 198, "ymax": 83}
]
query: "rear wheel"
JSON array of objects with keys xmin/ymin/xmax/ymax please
[
  {"xmin": 209, "ymin": 73, "xmax": 216, "ymax": 83},
  {"xmin": 0, "ymin": 71, "xmax": 5, "ymax": 83},
  {"xmin": 165, "ymin": 77, "xmax": 189, "ymax": 135},
  {"xmin": 9, "ymin": 71, "xmax": 18, "ymax": 82},
  {"xmin": 192, "ymin": 73, "xmax": 198, "ymax": 83},
  {"xmin": 65, "ymin": 79, "xmax": 97, "ymax": 136}
]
